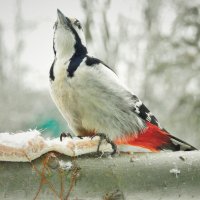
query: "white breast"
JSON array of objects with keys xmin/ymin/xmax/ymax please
[
  {"xmin": 49, "ymin": 59, "xmax": 145, "ymax": 138},
  {"xmin": 49, "ymin": 59, "xmax": 82, "ymax": 133}
]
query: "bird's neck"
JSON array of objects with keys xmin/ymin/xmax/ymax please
[
  {"xmin": 56, "ymin": 45, "xmax": 88, "ymax": 61},
  {"xmin": 56, "ymin": 46, "xmax": 74, "ymax": 60}
]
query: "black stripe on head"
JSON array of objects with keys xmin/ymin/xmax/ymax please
[
  {"xmin": 53, "ymin": 22, "xmax": 58, "ymax": 55},
  {"xmin": 53, "ymin": 40, "xmax": 56, "ymax": 55},
  {"xmin": 66, "ymin": 17, "xmax": 87, "ymax": 56},
  {"xmin": 66, "ymin": 17, "xmax": 88, "ymax": 77},
  {"xmin": 74, "ymin": 19, "xmax": 82, "ymax": 29},
  {"xmin": 50, "ymin": 59, "xmax": 55, "ymax": 81}
]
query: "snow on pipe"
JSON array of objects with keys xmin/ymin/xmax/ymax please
[{"xmin": 0, "ymin": 130, "xmax": 113, "ymax": 162}]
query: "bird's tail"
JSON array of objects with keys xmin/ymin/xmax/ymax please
[
  {"xmin": 167, "ymin": 134, "xmax": 197, "ymax": 151},
  {"xmin": 114, "ymin": 122, "xmax": 197, "ymax": 152}
]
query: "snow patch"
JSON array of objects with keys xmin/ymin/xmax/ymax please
[
  {"xmin": 0, "ymin": 130, "xmax": 41, "ymax": 148},
  {"xmin": 59, "ymin": 160, "xmax": 73, "ymax": 170}
]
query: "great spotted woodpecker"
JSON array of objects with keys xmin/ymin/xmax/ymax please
[{"xmin": 49, "ymin": 9, "xmax": 197, "ymax": 153}]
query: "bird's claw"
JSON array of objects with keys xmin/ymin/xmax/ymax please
[
  {"xmin": 92, "ymin": 133, "xmax": 117, "ymax": 155},
  {"xmin": 60, "ymin": 132, "xmax": 73, "ymax": 141},
  {"xmin": 60, "ymin": 132, "xmax": 117, "ymax": 155},
  {"xmin": 60, "ymin": 132, "xmax": 85, "ymax": 141}
]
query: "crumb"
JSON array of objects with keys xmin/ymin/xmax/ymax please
[
  {"xmin": 170, "ymin": 168, "xmax": 180, "ymax": 178},
  {"xmin": 179, "ymin": 156, "xmax": 185, "ymax": 161}
]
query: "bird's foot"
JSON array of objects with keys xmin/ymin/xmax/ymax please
[
  {"xmin": 59, "ymin": 132, "xmax": 73, "ymax": 141},
  {"xmin": 60, "ymin": 132, "xmax": 84, "ymax": 141},
  {"xmin": 92, "ymin": 133, "xmax": 117, "ymax": 155},
  {"xmin": 60, "ymin": 132, "xmax": 117, "ymax": 155}
]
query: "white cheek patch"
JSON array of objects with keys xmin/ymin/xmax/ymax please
[{"xmin": 55, "ymin": 28, "xmax": 75, "ymax": 57}]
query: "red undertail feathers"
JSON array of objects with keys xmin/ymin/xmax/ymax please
[{"xmin": 114, "ymin": 122, "xmax": 197, "ymax": 152}]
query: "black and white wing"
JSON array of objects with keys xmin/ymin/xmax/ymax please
[
  {"xmin": 84, "ymin": 55, "xmax": 161, "ymax": 128},
  {"xmin": 131, "ymin": 95, "xmax": 161, "ymax": 128}
]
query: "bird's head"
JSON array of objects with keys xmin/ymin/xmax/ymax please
[{"xmin": 53, "ymin": 9, "xmax": 87, "ymax": 59}]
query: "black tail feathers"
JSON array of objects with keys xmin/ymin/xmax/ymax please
[
  {"xmin": 168, "ymin": 135, "xmax": 197, "ymax": 151},
  {"xmin": 162, "ymin": 128, "xmax": 197, "ymax": 151}
]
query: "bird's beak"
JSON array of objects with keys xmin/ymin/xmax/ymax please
[{"xmin": 57, "ymin": 9, "xmax": 69, "ymax": 25}]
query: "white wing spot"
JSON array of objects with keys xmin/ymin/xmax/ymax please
[{"xmin": 134, "ymin": 100, "xmax": 142, "ymax": 114}]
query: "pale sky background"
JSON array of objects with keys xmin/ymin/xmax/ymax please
[{"xmin": 0, "ymin": 0, "xmax": 144, "ymax": 91}]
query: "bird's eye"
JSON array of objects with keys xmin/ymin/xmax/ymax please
[{"xmin": 74, "ymin": 20, "xmax": 82, "ymax": 29}]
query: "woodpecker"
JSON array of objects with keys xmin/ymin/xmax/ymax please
[{"xmin": 49, "ymin": 9, "xmax": 197, "ymax": 153}]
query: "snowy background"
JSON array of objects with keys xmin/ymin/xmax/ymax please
[{"xmin": 0, "ymin": 0, "xmax": 199, "ymax": 148}]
